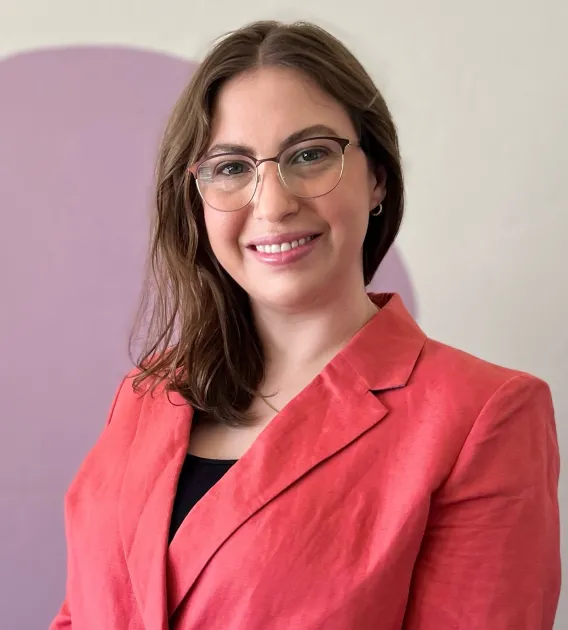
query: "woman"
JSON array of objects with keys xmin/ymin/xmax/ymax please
[{"xmin": 51, "ymin": 20, "xmax": 561, "ymax": 630}]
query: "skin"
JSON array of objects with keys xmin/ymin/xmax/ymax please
[{"xmin": 190, "ymin": 66, "xmax": 386, "ymax": 455}]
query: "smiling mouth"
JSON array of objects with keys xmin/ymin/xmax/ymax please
[{"xmin": 248, "ymin": 234, "xmax": 321, "ymax": 254}]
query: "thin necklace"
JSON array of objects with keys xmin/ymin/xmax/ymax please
[
  {"xmin": 260, "ymin": 299, "xmax": 380, "ymax": 415},
  {"xmin": 261, "ymin": 396, "xmax": 280, "ymax": 414}
]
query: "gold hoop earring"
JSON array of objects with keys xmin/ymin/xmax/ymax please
[{"xmin": 371, "ymin": 203, "xmax": 383, "ymax": 217}]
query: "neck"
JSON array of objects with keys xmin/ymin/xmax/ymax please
[{"xmin": 252, "ymin": 281, "xmax": 378, "ymax": 387}]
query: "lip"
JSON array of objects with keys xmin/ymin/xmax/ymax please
[
  {"xmin": 246, "ymin": 233, "xmax": 322, "ymax": 267},
  {"xmin": 245, "ymin": 231, "xmax": 322, "ymax": 247}
]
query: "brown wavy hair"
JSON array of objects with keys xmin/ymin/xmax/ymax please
[{"xmin": 129, "ymin": 20, "xmax": 405, "ymax": 426}]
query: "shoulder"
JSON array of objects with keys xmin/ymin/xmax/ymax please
[
  {"xmin": 420, "ymin": 335, "xmax": 547, "ymax": 390},
  {"xmin": 366, "ymin": 293, "xmax": 550, "ymax": 412},
  {"xmin": 425, "ymin": 339, "xmax": 559, "ymax": 501},
  {"xmin": 108, "ymin": 367, "xmax": 149, "ymax": 420},
  {"xmin": 402, "ymin": 338, "xmax": 558, "ymax": 504},
  {"xmin": 415, "ymin": 336, "xmax": 554, "ymax": 435},
  {"xmin": 107, "ymin": 365, "xmax": 178, "ymax": 425},
  {"xmin": 65, "ymin": 367, "xmax": 177, "ymax": 501},
  {"xmin": 71, "ymin": 367, "xmax": 173, "ymax": 465}
]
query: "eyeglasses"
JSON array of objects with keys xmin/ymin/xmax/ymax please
[{"xmin": 189, "ymin": 136, "xmax": 359, "ymax": 212}]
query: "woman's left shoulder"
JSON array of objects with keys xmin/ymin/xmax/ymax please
[
  {"xmin": 404, "ymin": 337, "xmax": 557, "ymax": 489},
  {"xmin": 415, "ymin": 336, "xmax": 552, "ymax": 412}
]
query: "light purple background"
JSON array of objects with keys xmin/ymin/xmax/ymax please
[{"xmin": 0, "ymin": 47, "xmax": 414, "ymax": 628}]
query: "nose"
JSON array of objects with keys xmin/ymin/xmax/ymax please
[{"xmin": 251, "ymin": 162, "xmax": 299, "ymax": 223}]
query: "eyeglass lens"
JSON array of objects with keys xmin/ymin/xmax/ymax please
[{"xmin": 196, "ymin": 137, "xmax": 346, "ymax": 212}]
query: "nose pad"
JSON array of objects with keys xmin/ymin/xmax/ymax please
[
  {"xmin": 256, "ymin": 161, "xmax": 284, "ymax": 192},
  {"xmin": 253, "ymin": 162, "xmax": 298, "ymax": 221}
]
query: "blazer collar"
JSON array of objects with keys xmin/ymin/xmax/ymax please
[
  {"xmin": 345, "ymin": 292, "xmax": 427, "ymax": 391},
  {"xmin": 117, "ymin": 292, "xmax": 426, "ymax": 628}
]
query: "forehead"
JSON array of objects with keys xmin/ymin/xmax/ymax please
[{"xmin": 208, "ymin": 67, "xmax": 355, "ymax": 150}]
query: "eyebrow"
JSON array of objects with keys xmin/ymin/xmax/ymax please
[{"xmin": 203, "ymin": 124, "xmax": 341, "ymax": 158}]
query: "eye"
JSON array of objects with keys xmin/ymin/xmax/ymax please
[
  {"xmin": 214, "ymin": 160, "xmax": 252, "ymax": 177},
  {"xmin": 291, "ymin": 147, "xmax": 329, "ymax": 165}
]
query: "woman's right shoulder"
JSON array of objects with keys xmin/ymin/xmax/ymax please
[
  {"xmin": 106, "ymin": 367, "xmax": 148, "ymax": 424},
  {"xmin": 104, "ymin": 365, "xmax": 174, "ymax": 430},
  {"xmin": 65, "ymin": 368, "xmax": 175, "ymax": 502}
]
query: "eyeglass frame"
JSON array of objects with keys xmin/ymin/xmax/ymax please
[{"xmin": 188, "ymin": 135, "xmax": 361, "ymax": 212}]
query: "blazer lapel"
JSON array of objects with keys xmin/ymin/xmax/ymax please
[
  {"xmin": 118, "ymin": 387, "xmax": 192, "ymax": 630},
  {"xmin": 116, "ymin": 293, "xmax": 426, "ymax": 626},
  {"xmin": 167, "ymin": 293, "xmax": 427, "ymax": 619}
]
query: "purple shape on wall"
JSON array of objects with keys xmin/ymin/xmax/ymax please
[
  {"xmin": 0, "ymin": 45, "xmax": 414, "ymax": 629},
  {"xmin": 0, "ymin": 47, "xmax": 195, "ymax": 629},
  {"xmin": 368, "ymin": 245, "xmax": 417, "ymax": 315}
]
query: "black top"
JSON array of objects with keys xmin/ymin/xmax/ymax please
[{"xmin": 168, "ymin": 453, "xmax": 238, "ymax": 543}]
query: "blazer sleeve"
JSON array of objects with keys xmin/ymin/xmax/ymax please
[
  {"xmin": 49, "ymin": 600, "xmax": 72, "ymax": 630},
  {"xmin": 49, "ymin": 375, "xmax": 128, "ymax": 630},
  {"xmin": 403, "ymin": 373, "xmax": 561, "ymax": 629}
]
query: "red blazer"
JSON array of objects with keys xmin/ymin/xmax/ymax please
[{"xmin": 50, "ymin": 293, "xmax": 560, "ymax": 629}]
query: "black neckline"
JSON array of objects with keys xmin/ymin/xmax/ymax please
[{"xmin": 186, "ymin": 453, "xmax": 238, "ymax": 465}]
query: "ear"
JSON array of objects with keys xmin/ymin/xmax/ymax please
[{"xmin": 369, "ymin": 165, "xmax": 387, "ymax": 211}]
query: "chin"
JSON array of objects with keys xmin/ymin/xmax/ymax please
[{"xmin": 247, "ymin": 276, "xmax": 334, "ymax": 312}]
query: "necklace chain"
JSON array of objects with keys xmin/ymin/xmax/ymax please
[
  {"xmin": 259, "ymin": 299, "xmax": 380, "ymax": 416},
  {"xmin": 261, "ymin": 396, "xmax": 280, "ymax": 414}
]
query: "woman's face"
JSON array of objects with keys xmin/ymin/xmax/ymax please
[{"xmin": 200, "ymin": 66, "xmax": 385, "ymax": 311}]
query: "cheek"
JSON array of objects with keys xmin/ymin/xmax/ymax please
[
  {"xmin": 319, "ymin": 187, "xmax": 370, "ymax": 246},
  {"xmin": 203, "ymin": 209, "xmax": 246, "ymax": 261},
  {"xmin": 327, "ymin": 161, "xmax": 374, "ymax": 221}
]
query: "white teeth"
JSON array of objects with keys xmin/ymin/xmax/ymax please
[{"xmin": 254, "ymin": 235, "xmax": 316, "ymax": 253}]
